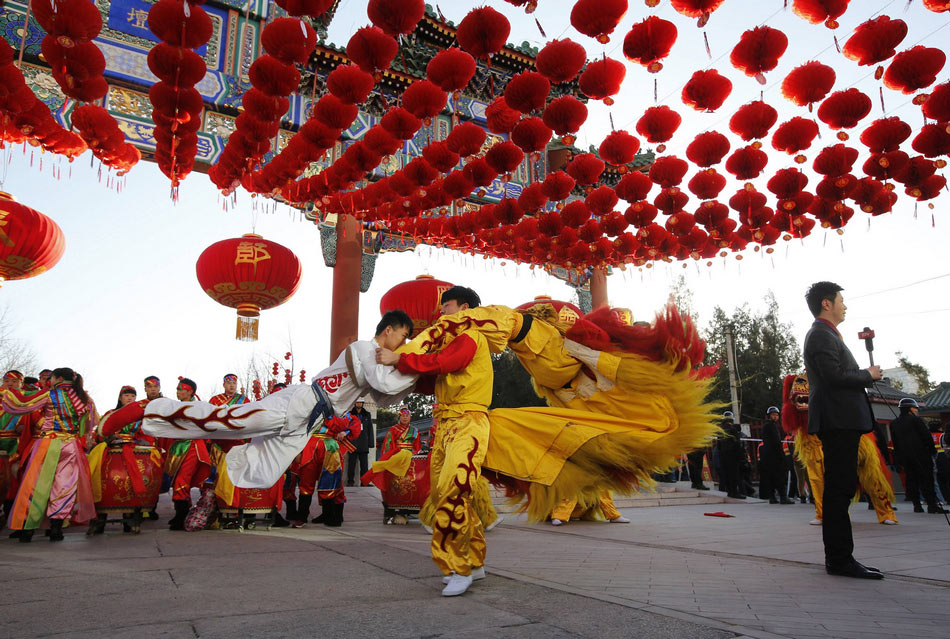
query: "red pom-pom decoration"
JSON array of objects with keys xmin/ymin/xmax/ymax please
[
  {"xmin": 457, "ymin": 6, "xmax": 511, "ymax": 60},
  {"xmin": 347, "ymin": 26, "xmax": 399, "ymax": 75},
  {"xmin": 536, "ymin": 39, "xmax": 587, "ymax": 84},
  {"xmin": 682, "ymin": 70, "xmax": 732, "ymax": 112},
  {"xmin": 426, "ymin": 48, "xmax": 477, "ymax": 93},
  {"xmin": 367, "ymin": 0, "xmax": 425, "ymax": 36}
]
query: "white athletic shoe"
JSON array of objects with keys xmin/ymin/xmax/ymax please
[
  {"xmin": 609, "ymin": 516, "xmax": 630, "ymax": 523},
  {"xmin": 485, "ymin": 515, "xmax": 504, "ymax": 532},
  {"xmin": 551, "ymin": 518, "xmax": 564, "ymax": 526},
  {"xmin": 881, "ymin": 519, "xmax": 898, "ymax": 525},
  {"xmin": 442, "ymin": 566, "xmax": 485, "ymax": 584},
  {"xmin": 441, "ymin": 572, "xmax": 473, "ymax": 596},
  {"xmin": 809, "ymin": 518, "xmax": 822, "ymax": 526}
]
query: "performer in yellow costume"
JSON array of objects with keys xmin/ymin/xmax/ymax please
[
  {"xmin": 782, "ymin": 373, "xmax": 897, "ymax": 526},
  {"xmin": 550, "ymin": 490, "xmax": 628, "ymax": 526},
  {"xmin": 380, "ymin": 288, "xmax": 721, "ymax": 596}
]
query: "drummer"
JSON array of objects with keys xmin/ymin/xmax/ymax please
[{"xmin": 381, "ymin": 407, "xmax": 423, "ymax": 458}]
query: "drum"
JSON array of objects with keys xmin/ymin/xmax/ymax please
[
  {"xmin": 97, "ymin": 445, "xmax": 163, "ymax": 513},
  {"xmin": 217, "ymin": 482, "xmax": 283, "ymax": 515},
  {"xmin": 381, "ymin": 452, "xmax": 430, "ymax": 514}
]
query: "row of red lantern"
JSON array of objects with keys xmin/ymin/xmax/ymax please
[
  {"xmin": 0, "ymin": 39, "xmax": 87, "ymax": 158},
  {"xmin": 33, "ymin": 0, "xmax": 108, "ymax": 103},
  {"xmin": 70, "ymin": 105, "xmax": 140, "ymax": 175},
  {"xmin": 146, "ymin": 0, "xmax": 213, "ymax": 185}
]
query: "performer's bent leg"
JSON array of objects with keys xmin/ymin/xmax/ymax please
[
  {"xmin": 599, "ymin": 493, "xmax": 622, "ymax": 520},
  {"xmin": 551, "ymin": 499, "xmax": 576, "ymax": 522},
  {"xmin": 431, "ymin": 412, "xmax": 489, "ymax": 577}
]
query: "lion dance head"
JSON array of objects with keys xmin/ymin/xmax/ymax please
[{"xmin": 781, "ymin": 373, "xmax": 809, "ymax": 435}]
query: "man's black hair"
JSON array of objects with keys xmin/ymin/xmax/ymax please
[
  {"xmin": 23, "ymin": 376, "xmax": 38, "ymax": 385},
  {"xmin": 376, "ymin": 309, "xmax": 413, "ymax": 336},
  {"xmin": 441, "ymin": 285, "xmax": 481, "ymax": 309},
  {"xmin": 805, "ymin": 281, "xmax": 843, "ymax": 318}
]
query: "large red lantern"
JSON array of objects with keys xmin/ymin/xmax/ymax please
[
  {"xmin": 380, "ymin": 274, "xmax": 454, "ymax": 338},
  {"xmin": 0, "ymin": 192, "xmax": 66, "ymax": 284},
  {"xmin": 516, "ymin": 295, "xmax": 582, "ymax": 329},
  {"xmin": 196, "ymin": 233, "xmax": 302, "ymax": 341}
]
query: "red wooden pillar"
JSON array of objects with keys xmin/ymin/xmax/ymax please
[
  {"xmin": 329, "ymin": 214, "xmax": 362, "ymax": 363},
  {"xmin": 590, "ymin": 267, "xmax": 608, "ymax": 309}
]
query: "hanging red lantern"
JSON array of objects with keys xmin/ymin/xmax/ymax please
[
  {"xmin": 817, "ymin": 88, "xmax": 872, "ymax": 140},
  {"xmin": 571, "ymin": 0, "xmax": 628, "ymax": 44},
  {"xmin": 636, "ymin": 106, "xmax": 682, "ymax": 152},
  {"xmin": 485, "ymin": 97, "xmax": 522, "ymax": 134},
  {"xmin": 426, "ymin": 48, "xmax": 477, "ymax": 93},
  {"xmin": 624, "ymin": 200, "xmax": 658, "ymax": 228},
  {"xmin": 326, "ymin": 64, "xmax": 375, "ymax": 105},
  {"xmin": 815, "ymin": 174, "xmax": 857, "ymax": 201},
  {"xmin": 347, "ymin": 26, "xmax": 399, "ymax": 76},
  {"xmin": 859, "ymin": 117, "xmax": 911, "ymax": 153},
  {"xmin": 725, "ymin": 146, "xmax": 769, "ymax": 180},
  {"xmin": 510, "ymin": 116, "xmax": 553, "ymax": 155},
  {"xmin": 560, "ymin": 201, "xmax": 592, "ymax": 228},
  {"xmin": 842, "ymin": 16, "xmax": 907, "ymax": 73},
  {"xmin": 729, "ymin": 101, "xmax": 778, "ymax": 142},
  {"xmin": 542, "ymin": 171, "xmax": 577, "ymax": 201},
  {"xmin": 812, "ymin": 144, "xmax": 859, "ymax": 177},
  {"xmin": 147, "ymin": 43, "xmax": 206, "ymax": 87},
  {"xmin": 504, "ymin": 71, "xmax": 551, "ymax": 114},
  {"xmin": 456, "ymin": 6, "xmax": 511, "ymax": 60},
  {"xmin": 380, "ymin": 274, "xmax": 454, "ymax": 338},
  {"xmin": 883, "ymin": 46, "xmax": 946, "ymax": 97},
  {"xmin": 401, "ymin": 80, "xmax": 447, "ymax": 121},
  {"xmin": 772, "ymin": 117, "xmax": 820, "ymax": 162},
  {"xmin": 649, "ymin": 156, "xmax": 689, "ymax": 188},
  {"xmin": 196, "ymin": 233, "xmax": 302, "ymax": 342},
  {"xmin": 32, "ymin": 0, "xmax": 102, "ymax": 47},
  {"xmin": 381, "ymin": 106, "xmax": 422, "ymax": 140},
  {"xmin": 911, "ymin": 123, "xmax": 950, "ymax": 158},
  {"xmin": 792, "ymin": 0, "xmax": 850, "ymax": 29},
  {"xmin": 923, "ymin": 0, "xmax": 950, "ymax": 12},
  {"xmin": 445, "ymin": 122, "xmax": 487, "ymax": 157},
  {"xmin": 367, "ymin": 0, "xmax": 424, "ymax": 36},
  {"xmin": 730, "ymin": 26, "xmax": 788, "ymax": 84},
  {"xmin": 579, "ymin": 57, "xmax": 626, "ymax": 105},
  {"xmin": 862, "ymin": 150, "xmax": 908, "ymax": 181},
  {"xmin": 921, "ymin": 82, "xmax": 950, "ymax": 122},
  {"xmin": 615, "ymin": 171, "xmax": 653, "ymax": 202},
  {"xmin": 767, "ymin": 168, "xmax": 809, "ymax": 198},
  {"xmin": 670, "ymin": 0, "xmax": 724, "ymax": 27},
  {"xmin": 623, "ymin": 16, "xmax": 677, "ymax": 73},
  {"xmin": 685, "ymin": 132, "xmax": 730, "ymax": 167},
  {"xmin": 781, "ymin": 61, "xmax": 836, "ymax": 109},
  {"xmin": 422, "ymin": 141, "xmax": 461, "ymax": 173},
  {"xmin": 148, "ymin": 0, "xmax": 213, "ymax": 48},
  {"xmin": 518, "ymin": 182, "xmax": 549, "ymax": 213},
  {"xmin": 535, "ymin": 39, "xmax": 587, "ymax": 84},
  {"xmin": 274, "ymin": 0, "xmax": 334, "ymax": 17},
  {"xmin": 566, "ymin": 153, "xmax": 606, "ymax": 185},
  {"xmin": 485, "ymin": 140, "xmax": 524, "ymax": 175},
  {"xmin": 542, "ymin": 95, "xmax": 588, "ymax": 145},
  {"xmin": 0, "ymin": 192, "xmax": 65, "ymax": 285},
  {"xmin": 688, "ymin": 169, "xmax": 726, "ymax": 199},
  {"xmin": 654, "ymin": 187, "xmax": 689, "ymax": 213},
  {"xmin": 599, "ymin": 130, "xmax": 641, "ymax": 166},
  {"xmin": 681, "ymin": 69, "xmax": 732, "ymax": 112},
  {"xmin": 586, "ymin": 185, "xmax": 619, "ymax": 215},
  {"xmin": 261, "ymin": 18, "xmax": 317, "ymax": 65}
]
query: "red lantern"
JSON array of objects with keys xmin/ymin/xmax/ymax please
[
  {"xmin": 445, "ymin": 122, "xmax": 487, "ymax": 157},
  {"xmin": 261, "ymin": 18, "xmax": 317, "ymax": 65},
  {"xmin": 504, "ymin": 71, "xmax": 551, "ymax": 114},
  {"xmin": 681, "ymin": 69, "xmax": 732, "ymax": 112},
  {"xmin": 347, "ymin": 26, "xmax": 399, "ymax": 75},
  {"xmin": 859, "ymin": 117, "xmax": 911, "ymax": 153},
  {"xmin": 599, "ymin": 130, "xmax": 641, "ymax": 166},
  {"xmin": 367, "ymin": 0, "xmax": 424, "ymax": 36},
  {"xmin": 566, "ymin": 153, "xmax": 606, "ymax": 185},
  {"xmin": 32, "ymin": 0, "xmax": 102, "ymax": 47},
  {"xmin": 380, "ymin": 274, "xmax": 454, "ymax": 337},
  {"xmin": 730, "ymin": 101, "xmax": 778, "ymax": 141},
  {"xmin": 485, "ymin": 97, "xmax": 522, "ymax": 134},
  {"xmin": 671, "ymin": 0, "xmax": 724, "ymax": 26},
  {"xmin": 326, "ymin": 64, "xmax": 375, "ymax": 105},
  {"xmin": 571, "ymin": 0, "xmax": 628, "ymax": 44},
  {"xmin": 510, "ymin": 117, "xmax": 553, "ymax": 155},
  {"xmin": 923, "ymin": 0, "xmax": 950, "ymax": 12},
  {"xmin": 912, "ymin": 123, "xmax": 950, "ymax": 158},
  {"xmin": 725, "ymin": 146, "xmax": 768, "ymax": 180},
  {"xmin": 817, "ymin": 88, "xmax": 872, "ymax": 139},
  {"xmin": 541, "ymin": 171, "xmax": 576, "ymax": 201},
  {"xmin": 812, "ymin": 144, "xmax": 859, "ymax": 177},
  {"xmin": 686, "ymin": 132, "xmax": 730, "ymax": 167},
  {"xmin": 636, "ymin": 106, "xmax": 682, "ymax": 151},
  {"xmin": 623, "ymin": 16, "xmax": 677, "ymax": 73},
  {"xmin": 456, "ymin": 6, "xmax": 510, "ymax": 60},
  {"xmin": 792, "ymin": 0, "xmax": 850, "ymax": 29},
  {"xmin": 0, "ymin": 192, "xmax": 66, "ymax": 284},
  {"xmin": 730, "ymin": 26, "xmax": 787, "ymax": 83},
  {"xmin": 426, "ymin": 48, "xmax": 477, "ymax": 93},
  {"xmin": 485, "ymin": 140, "xmax": 524, "ymax": 175},
  {"xmin": 148, "ymin": 0, "xmax": 213, "ymax": 48},
  {"xmin": 883, "ymin": 46, "xmax": 946, "ymax": 96},
  {"xmin": 586, "ymin": 185, "xmax": 619, "ymax": 215},
  {"xmin": 615, "ymin": 170, "xmax": 653, "ymax": 202},
  {"xmin": 688, "ymin": 169, "xmax": 726, "ymax": 199},
  {"xmin": 842, "ymin": 16, "xmax": 907, "ymax": 69},
  {"xmin": 381, "ymin": 107, "xmax": 422, "ymax": 140},
  {"xmin": 922, "ymin": 82, "xmax": 950, "ymax": 122},
  {"xmin": 579, "ymin": 57, "xmax": 626, "ymax": 105},
  {"xmin": 772, "ymin": 117, "xmax": 820, "ymax": 160},
  {"xmin": 767, "ymin": 168, "xmax": 809, "ymax": 198},
  {"xmin": 535, "ymin": 39, "xmax": 587, "ymax": 84},
  {"xmin": 649, "ymin": 156, "xmax": 689, "ymax": 188},
  {"xmin": 542, "ymin": 96, "xmax": 588, "ymax": 144},
  {"xmin": 401, "ymin": 80, "xmax": 447, "ymax": 121},
  {"xmin": 781, "ymin": 61, "xmax": 836, "ymax": 109},
  {"xmin": 195, "ymin": 233, "xmax": 302, "ymax": 341}
]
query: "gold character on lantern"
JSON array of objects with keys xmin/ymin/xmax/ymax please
[{"xmin": 235, "ymin": 241, "xmax": 271, "ymax": 275}]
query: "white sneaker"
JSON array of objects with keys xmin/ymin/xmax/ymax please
[
  {"xmin": 881, "ymin": 519, "xmax": 898, "ymax": 525},
  {"xmin": 551, "ymin": 518, "xmax": 564, "ymax": 526},
  {"xmin": 609, "ymin": 516, "xmax": 630, "ymax": 523},
  {"xmin": 485, "ymin": 515, "xmax": 504, "ymax": 532},
  {"xmin": 441, "ymin": 572, "xmax": 473, "ymax": 596},
  {"xmin": 809, "ymin": 518, "xmax": 822, "ymax": 526},
  {"xmin": 442, "ymin": 566, "xmax": 485, "ymax": 584}
]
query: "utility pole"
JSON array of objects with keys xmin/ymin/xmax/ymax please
[{"xmin": 724, "ymin": 325, "xmax": 740, "ymax": 423}]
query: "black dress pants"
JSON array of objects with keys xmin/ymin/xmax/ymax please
[
  {"xmin": 819, "ymin": 429, "xmax": 861, "ymax": 566},
  {"xmin": 720, "ymin": 451, "xmax": 740, "ymax": 495},
  {"xmin": 903, "ymin": 456, "xmax": 938, "ymax": 507},
  {"xmin": 687, "ymin": 449, "xmax": 706, "ymax": 486},
  {"xmin": 346, "ymin": 451, "xmax": 369, "ymax": 484}
]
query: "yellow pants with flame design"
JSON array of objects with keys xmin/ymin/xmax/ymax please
[{"xmin": 429, "ymin": 411, "xmax": 489, "ymax": 577}]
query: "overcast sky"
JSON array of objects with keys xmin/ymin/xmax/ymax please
[{"xmin": 1, "ymin": 0, "xmax": 948, "ymax": 407}]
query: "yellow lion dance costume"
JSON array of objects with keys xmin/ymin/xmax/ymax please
[{"xmin": 782, "ymin": 373, "xmax": 897, "ymax": 525}]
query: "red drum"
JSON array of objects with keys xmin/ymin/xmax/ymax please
[
  {"xmin": 97, "ymin": 445, "xmax": 163, "ymax": 513},
  {"xmin": 381, "ymin": 452, "xmax": 430, "ymax": 513},
  {"xmin": 217, "ymin": 481, "xmax": 283, "ymax": 515}
]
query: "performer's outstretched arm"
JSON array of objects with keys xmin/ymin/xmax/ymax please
[{"xmin": 384, "ymin": 333, "xmax": 478, "ymax": 375}]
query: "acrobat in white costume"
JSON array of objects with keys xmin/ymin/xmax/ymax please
[{"xmin": 141, "ymin": 339, "xmax": 417, "ymax": 488}]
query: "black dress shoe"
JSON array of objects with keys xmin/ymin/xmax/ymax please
[
  {"xmin": 693, "ymin": 485, "xmax": 710, "ymax": 491},
  {"xmin": 825, "ymin": 561, "xmax": 884, "ymax": 579},
  {"xmin": 913, "ymin": 505, "xmax": 925, "ymax": 513},
  {"xmin": 856, "ymin": 561, "xmax": 881, "ymax": 573}
]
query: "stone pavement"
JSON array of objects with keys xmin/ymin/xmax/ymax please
[{"xmin": 2, "ymin": 483, "xmax": 948, "ymax": 639}]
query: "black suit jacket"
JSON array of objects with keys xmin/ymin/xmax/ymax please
[{"xmin": 802, "ymin": 319, "xmax": 874, "ymax": 435}]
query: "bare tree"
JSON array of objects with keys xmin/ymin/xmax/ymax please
[{"xmin": 0, "ymin": 304, "xmax": 39, "ymax": 374}]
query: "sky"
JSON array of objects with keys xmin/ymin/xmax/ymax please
[{"xmin": 1, "ymin": 0, "xmax": 949, "ymax": 407}]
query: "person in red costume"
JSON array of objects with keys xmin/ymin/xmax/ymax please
[{"xmin": 163, "ymin": 378, "xmax": 212, "ymax": 531}]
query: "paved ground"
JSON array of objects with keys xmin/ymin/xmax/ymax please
[{"xmin": 2, "ymin": 483, "xmax": 948, "ymax": 639}]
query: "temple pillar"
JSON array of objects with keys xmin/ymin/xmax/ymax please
[
  {"xmin": 590, "ymin": 267, "xmax": 609, "ymax": 310},
  {"xmin": 329, "ymin": 214, "xmax": 362, "ymax": 363}
]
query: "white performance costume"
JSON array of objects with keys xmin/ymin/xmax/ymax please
[{"xmin": 142, "ymin": 339, "xmax": 417, "ymax": 487}]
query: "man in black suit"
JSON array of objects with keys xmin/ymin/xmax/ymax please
[
  {"xmin": 346, "ymin": 400, "xmax": 375, "ymax": 486},
  {"xmin": 803, "ymin": 281, "xmax": 884, "ymax": 580},
  {"xmin": 760, "ymin": 406, "xmax": 793, "ymax": 504}
]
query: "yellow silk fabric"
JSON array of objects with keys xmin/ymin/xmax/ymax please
[
  {"xmin": 551, "ymin": 491, "xmax": 622, "ymax": 522},
  {"xmin": 370, "ymin": 448, "xmax": 413, "ymax": 477}
]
